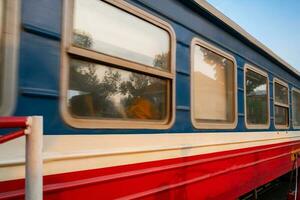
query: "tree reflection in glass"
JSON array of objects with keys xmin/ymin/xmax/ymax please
[
  {"xmin": 274, "ymin": 83, "xmax": 289, "ymax": 126},
  {"xmin": 68, "ymin": 59, "xmax": 167, "ymax": 120},
  {"xmin": 275, "ymin": 83, "xmax": 288, "ymax": 105},
  {"xmin": 275, "ymin": 106, "xmax": 288, "ymax": 125},
  {"xmin": 193, "ymin": 45, "xmax": 235, "ymax": 123},
  {"xmin": 246, "ymin": 70, "xmax": 268, "ymax": 125},
  {"xmin": 72, "ymin": 0, "xmax": 170, "ymax": 71}
]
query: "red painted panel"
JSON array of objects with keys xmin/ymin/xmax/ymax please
[{"xmin": 0, "ymin": 141, "xmax": 299, "ymax": 200}]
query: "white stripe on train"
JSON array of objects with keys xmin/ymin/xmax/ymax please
[{"xmin": 0, "ymin": 130, "xmax": 300, "ymax": 181}]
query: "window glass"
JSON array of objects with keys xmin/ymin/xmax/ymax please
[
  {"xmin": 275, "ymin": 106, "xmax": 288, "ymax": 125},
  {"xmin": 245, "ymin": 69, "xmax": 268, "ymax": 125},
  {"xmin": 73, "ymin": 0, "xmax": 170, "ymax": 71},
  {"xmin": 274, "ymin": 81, "xmax": 289, "ymax": 127},
  {"xmin": 292, "ymin": 90, "xmax": 300, "ymax": 127},
  {"xmin": 275, "ymin": 82, "xmax": 288, "ymax": 105},
  {"xmin": 193, "ymin": 45, "xmax": 235, "ymax": 124},
  {"xmin": 68, "ymin": 59, "xmax": 168, "ymax": 120}
]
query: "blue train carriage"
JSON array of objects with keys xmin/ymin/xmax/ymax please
[{"xmin": 0, "ymin": 0, "xmax": 300, "ymax": 199}]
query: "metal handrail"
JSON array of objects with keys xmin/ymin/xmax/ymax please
[
  {"xmin": 0, "ymin": 129, "xmax": 25, "ymax": 144},
  {"xmin": 0, "ymin": 116, "xmax": 43, "ymax": 200},
  {"xmin": 0, "ymin": 116, "xmax": 28, "ymax": 129}
]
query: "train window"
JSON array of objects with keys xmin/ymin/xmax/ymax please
[
  {"xmin": 191, "ymin": 38, "xmax": 237, "ymax": 129},
  {"xmin": 61, "ymin": 0, "xmax": 176, "ymax": 129},
  {"xmin": 273, "ymin": 79, "xmax": 289, "ymax": 128},
  {"xmin": 292, "ymin": 88, "xmax": 300, "ymax": 128},
  {"xmin": 0, "ymin": 0, "xmax": 19, "ymax": 115},
  {"xmin": 244, "ymin": 64, "xmax": 270, "ymax": 129}
]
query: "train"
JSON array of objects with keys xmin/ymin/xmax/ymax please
[{"xmin": 1, "ymin": 0, "xmax": 300, "ymax": 199}]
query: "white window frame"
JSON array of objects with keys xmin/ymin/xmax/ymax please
[
  {"xmin": 273, "ymin": 78, "xmax": 289, "ymax": 129},
  {"xmin": 0, "ymin": 0, "xmax": 20, "ymax": 115},
  {"xmin": 190, "ymin": 37, "xmax": 238, "ymax": 129},
  {"xmin": 244, "ymin": 63, "xmax": 270, "ymax": 129}
]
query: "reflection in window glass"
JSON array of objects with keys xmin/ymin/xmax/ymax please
[
  {"xmin": 292, "ymin": 90, "xmax": 300, "ymax": 127},
  {"xmin": 275, "ymin": 106, "xmax": 288, "ymax": 125},
  {"xmin": 193, "ymin": 45, "xmax": 235, "ymax": 124},
  {"xmin": 275, "ymin": 83, "xmax": 288, "ymax": 105},
  {"xmin": 73, "ymin": 0, "xmax": 170, "ymax": 71},
  {"xmin": 68, "ymin": 59, "xmax": 167, "ymax": 120},
  {"xmin": 274, "ymin": 82, "xmax": 289, "ymax": 127},
  {"xmin": 245, "ymin": 69, "xmax": 268, "ymax": 125}
]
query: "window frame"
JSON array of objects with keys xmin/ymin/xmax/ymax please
[
  {"xmin": 61, "ymin": 0, "xmax": 176, "ymax": 129},
  {"xmin": 0, "ymin": 0, "xmax": 20, "ymax": 116},
  {"xmin": 190, "ymin": 37, "xmax": 238, "ymax": 129},
  {"xmin": 244, "ymin": 63, "xmax": 270, "ymax": 129},
  {"xmin": 273, "ymin": 78, "xmax": 289, "ymax": 129},
  {"xmin": 292, "ymin": 87, "xmax": 300, "ymax": 129}
]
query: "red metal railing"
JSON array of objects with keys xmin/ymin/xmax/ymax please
[
  {"xmin": 0, "ymin": 117, "xmax": 28, "ymax": 144},
  {"xmin": 0, "ymin": 116, "xmax": 28, "ymax": 128},
  {"xmin": 0, "ymin": 116, "xmax": 43, "ymax": 200},
  {"xmin": 0, "ymin": 129, "xmax": 25, "ymax": 144}
]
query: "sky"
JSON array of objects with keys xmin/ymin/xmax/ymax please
[{"xmin": 206, "ymin": 0, "xmax": 300, "ymax": 72}]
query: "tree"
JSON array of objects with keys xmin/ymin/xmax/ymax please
[
  {"xmin": 69, "ymin": 30, "xmax": 166, "ymax": 120},
  {"xmin": 73, "ymin": 30, "xmax": 93, "ymax": 49},
  {"xmin": 119, "ymin": 73, "xmax": 164, "ymax": 120},
  {"xmin": 69, "ymin": 31, "xmax": 122, "ymax": 118},
  {"xmin": 153, "ymin": 53, "xmax": 169, "ymax": 70}
]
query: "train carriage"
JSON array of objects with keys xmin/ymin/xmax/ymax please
[{"xmin": 1, "ymin": 0, "xmax": 300, "ymax": 199}]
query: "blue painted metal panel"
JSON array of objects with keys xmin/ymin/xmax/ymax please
[
  {"xmin": 19, "ymin": 31, "xmax": 60, "ymax": 92},
  {"xmin": 176, "ymin": 43, "xmax": 190, "ymax": 75},
  {"xmin": 176, "ymin": 74, "xmax": 190, "ymax": 108},
  {"xmin": 174, "ymin": 110, "xmax": 193, "ymax": 132},
  {"xmin": 22, "ymin": 0, "xmax": 62, "ymax": 37},
  {"xmin": 15, "ymin": 96, "xmax": 62, "ymax": 134}
]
